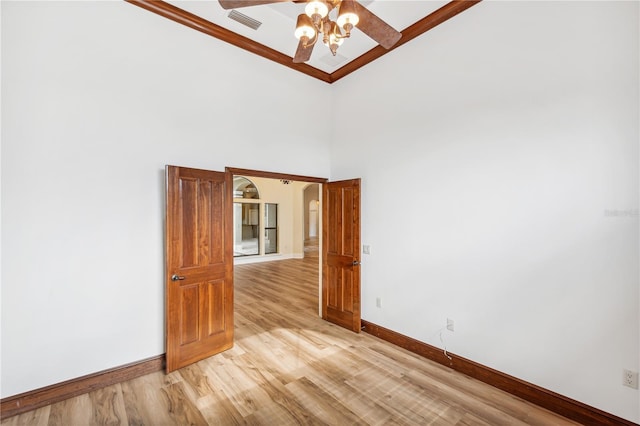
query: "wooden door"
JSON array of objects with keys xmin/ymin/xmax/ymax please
[
  {"xmin": 165, "ymin": 166, "xmax": 233, "ymax": 372},
  {"xmin": 322, "ymin": 179, "xmax": 361, "ymax": 332}
]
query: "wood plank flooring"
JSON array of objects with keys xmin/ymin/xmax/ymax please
[{"xmin": 1, "ymin": 244, "xmax": 579, "ymax": 425}]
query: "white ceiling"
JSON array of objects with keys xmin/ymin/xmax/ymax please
[{"xmin": 167, "ymin": 1, "xmax": 449, "ymax": 73}]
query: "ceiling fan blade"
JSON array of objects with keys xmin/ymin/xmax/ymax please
[
  {"xmin": 293, "ymin": 38, "xmax": 316, "ymax": 63},
  {"xmin": 352, "ymin": 2, "xmax": 402, "ymax": 49},
  {"xmin": 219, "ymin": 0, "xmax": 291, "ymax": 10}
]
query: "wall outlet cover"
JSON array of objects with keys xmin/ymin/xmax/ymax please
[
  {"xmin": 446, "ymin": 318, "xmax": 454, "ymax": 332},
  {"xmin": 623, "ymin": 369, "xmax": 639, "ymax": 389}
]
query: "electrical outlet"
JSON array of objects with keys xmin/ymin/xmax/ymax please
[
  {"xmin": 623, "ymin": 369, "xmax": 639, "ymax": 389},
  {"xmin": 446, "ymin": 318, "xmax": 454, "ymax": 332},
  {"xmin": 376, "ymin": 297, "xmax": 381, "ymax": 308}
]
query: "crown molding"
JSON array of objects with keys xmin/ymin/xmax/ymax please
[{"xmin": 125, "ymin": 0, "xmax": 482, "ymax": 84}]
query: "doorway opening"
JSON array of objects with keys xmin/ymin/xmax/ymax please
[
  {"xmin": 165, "ymin": 165, "xmax": 360, "ymax": 373},
  {"xmin": 303, "ymin": 183, "xmax": 320, "ymax": 260},
  {"xmin": 227, "ymin": 167, "xmax": 326, "ymax": 316},
  {"xmin": 232, "ymin": 176, "xmax": 265, "ymax": 257}
]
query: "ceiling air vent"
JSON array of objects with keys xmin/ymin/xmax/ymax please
[
  {"xmin": 320, "ymin": 53, "xmax": 349, "ymax": 67},
  {"xmin": 228, "ymin": 10, "xmax": 262, "ymax": 30}
]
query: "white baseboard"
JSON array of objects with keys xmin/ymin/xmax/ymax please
[{"xmin": 234, "ymin": 253, "xmax": 305, "ymax": 265}]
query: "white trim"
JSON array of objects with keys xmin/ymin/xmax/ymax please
[{"xmin": 233, "ymin": 253, "xmax": 304, "ymax": 265}]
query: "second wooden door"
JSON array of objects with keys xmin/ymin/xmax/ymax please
[{"xmin": 322, "ymin": 179, "xmax": 361, "ymax": 332}]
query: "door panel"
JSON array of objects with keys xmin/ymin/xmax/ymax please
[
  {"xmin": 166, "ymin": 166, "xmax": 233, "ymax": 372},
  {"xmin": 322, "ymin": 179, "xmax": 361, "ymax": 332}
]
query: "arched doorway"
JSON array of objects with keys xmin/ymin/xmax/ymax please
[
  {"xmin": 233, "ymin": 176, "xmax": 260, "ymax": 256},
  {"xmin": 303, "ymin": 183, "xmax": 320, "ymax": 257},
  {"xmin": 308, "ymin": 200, "xmax": 318, "ymax": 238}
]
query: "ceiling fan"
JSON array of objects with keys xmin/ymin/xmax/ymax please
[{"xmin": 218, "ymin": 0, "xmax": 402, "ymax": 63}]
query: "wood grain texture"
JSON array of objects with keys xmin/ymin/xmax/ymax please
[
  {"xmin": 361, "ymin": 320, "xmax": 638, "ymax": 426},
  {"xmin": 0, "ymin": 355, "xmax": 164, "ymax": 419},
  {"xmin": 323, "ymin": 179, "xmax": 361, "ymax": 332},
  {"xmin": 225, "ymin": 167, "xmax": 327, "ymax": 183},
  {"xmin": 165, "ymin": 166, "xmax": 234, "ymax": 372},
  {"xmin": 2, "ymin": 247, "xmax": 589, "ymax": 425},
  {"xmin": 352, "ymin": 1, "xmax": 402, "ymax": 49}
]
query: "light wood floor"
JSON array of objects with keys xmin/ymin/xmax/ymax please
[{"xmin": 2, "ymin": 245, "xmax": 579, "ymax": 425}]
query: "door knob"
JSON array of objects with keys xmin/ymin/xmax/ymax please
[
  {"xmin": 352, "ymin": 260, "xmax": 361, "ymax": 266},
  {"xmin": 171, "ymin": 274, "xmax": 186, "ymax": 281}
]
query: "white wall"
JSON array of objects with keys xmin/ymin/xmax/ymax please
[
  {"xmin": 331, "ymin": 1, "xmax": 639, "ymax": 422},
  {"xmin": 0, "ymin": 1, "xmax": 330, "ymax": 397},
  {"xmin": 2, "ymin": 0, "xmax": 639, "ymax": 423}
]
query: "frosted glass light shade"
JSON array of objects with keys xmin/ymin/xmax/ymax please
[
  {"xmin": 323, "ymin": 33, "xmax": 344, "ymax": 47},
  {"xmin": 305, "ymin": 0, "xmax": 329, "ymax": 19},
  {"xmin": 294, "ymin": 14, "xmax": 316, "ymax": 40},
  {"xmin": 337, "ymin": 0, "xmax": 359, "ymax": 29}
]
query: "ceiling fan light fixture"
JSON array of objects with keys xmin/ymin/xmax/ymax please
[
  {"xmin": 214, "ymin": 0, "xmax": 402, "ymax": 64},
  {"xmin": 294, "ymin": 13, "xmax": 316, "ymax": 42},
  {"xmin": 304, "ymin": 0, "xmax": 329, "ymax": 22},
  {"xmin": 337, "ymin": 0, "xmax": 359, "ymax": 35}
]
